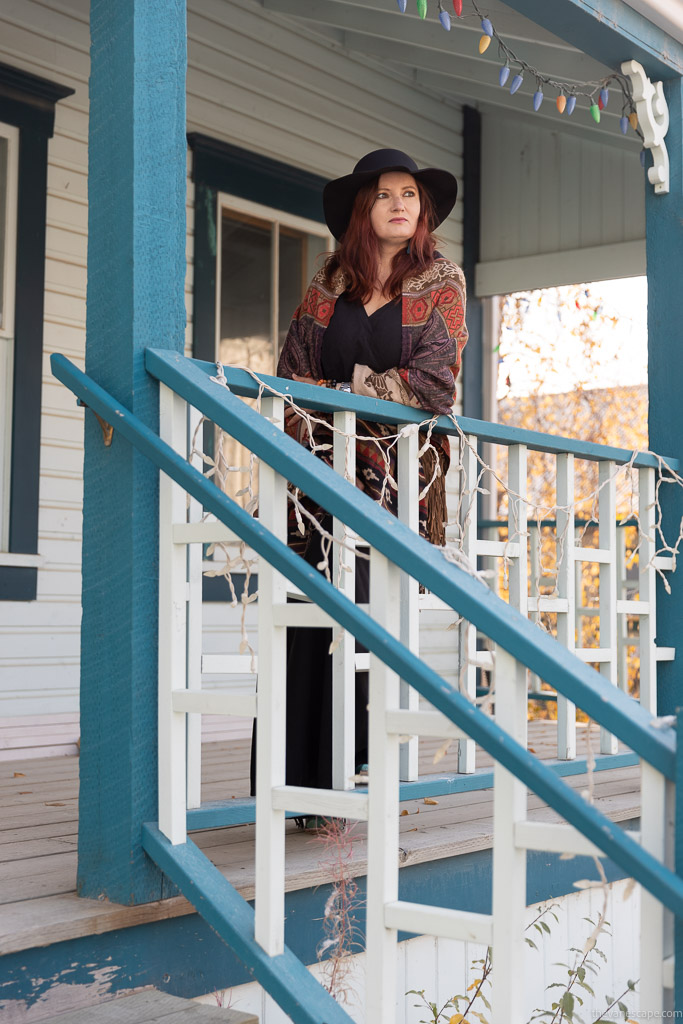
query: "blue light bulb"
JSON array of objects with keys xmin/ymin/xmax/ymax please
[
  {"xmin": 397, "ymin": 0, "xmax": 407, "ymax": 10},
  {"xmin": 481, "ymin": 17, "xmax": 493, "ymax": 36},
  {"xmin": 510, "ymin": 73, "xmax": 523, "ymax": 95},
  {"xmin": 620, "ymin": 115, "xmax": 628, "ymax": 134},
  {"xmin": 439, "ymin": 8, "xmax": 451, "ymax": 29},
  {"xmin": 600, "ymin": 87, "xmax": 609, "ymax": 107},
  {"xmin": 566, "ymin": 95, "xmax": 577, "ymax": 115},
  {"xmin": 533, "ymin": 89, "xmax": 543, "ymax": 111},
  {"xmin": 499, "ymin": 65, "xmax": 510, "ymax": 87}
]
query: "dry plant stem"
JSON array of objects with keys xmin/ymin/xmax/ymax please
[{"xmin": 462, "ymin": 947, "xmax": 492, "ymax": 1018}]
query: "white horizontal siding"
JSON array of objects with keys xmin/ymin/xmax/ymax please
[
  {"xmin": 477, "ymin": 110, "xmax": 645, "ymax": 293},
  {"xmin": 0, "ymin": 0, "xmax": 465, "ymax": 722},
  {"xmin": 196, "ymin": 879, "xmax": 640, "ymax": 1022}
]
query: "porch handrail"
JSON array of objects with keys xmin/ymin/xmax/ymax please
[
  {"xmin": 51, "ymin": 350, "xmax": 680, "ymax": 917},
  {"xmin": 200, "ymin": 359, "xmax": 677, "ymax": 472}
]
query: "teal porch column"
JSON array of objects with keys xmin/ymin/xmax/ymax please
[
  {"xmin": 79, "ymin": 0, "xmax": 187, "ymax": 903},
  {"xmin": 646, "ymin": 75, "xmax": 683, "ymax": 720}
]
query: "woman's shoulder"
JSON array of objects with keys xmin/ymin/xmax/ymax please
[
  {"xmin": 405, "ymin": 256, "xmax": 466, "ymax": 294},
  {"xmin": 308, "ymin": 265, "xmax": 347, "ymax": 297}
]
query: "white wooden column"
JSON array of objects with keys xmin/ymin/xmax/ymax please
[
  {"xmin": 158, "ymin": 384, "xmax": 189, "ymax": 845},
  {"xmin": 254, "ymin": 395, "xmax": 287, "ymax": 955},
  {"xmin": 457, "ymin": 435, "xmax": 478, "ymax": 773},
  {"xmin": 366, "ymin": 549, "xmax": 401, "ymax": 1023},
  {"xmin": 398, "ymin": 427, "xmax": 419, "ymax": 782},
  {"xmin": 556, "ymin": 453, "xmax": 576, "ymax": 760},
  {"xmin": 332, "ymin": 409, "xmax": 357, "ymax": 790},
  {"xmin": 186, "ymin": 404, "xmax": 203, "ymax": 809},
  {"xmin": 638, "ymin": 467, "xmax": 658, "ymax": 713},
  {"xmin": 598, "ymin": 462, "xmax": 619, "ymax": 754},
  {"xmin": 491, "ymin": 646, "xmax": 528, "ymax": 1021}
]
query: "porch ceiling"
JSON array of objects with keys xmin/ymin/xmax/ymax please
[{"xmin": 261, "ymin": 0, "xmax": 648, "ymax": 143}]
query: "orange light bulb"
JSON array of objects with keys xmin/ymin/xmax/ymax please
[
  {"xmin": 478, "ymin": 34, "xmax": 491, "ymax": 53},
  {"xmin": 556, "ymin": 95, "xmax": 566, "ymax": 113}
]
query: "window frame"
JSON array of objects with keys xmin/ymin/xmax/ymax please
[
  {"xmin": 215, "ymin": 191, "xmax": 333, "ymax": 366},
  {"xmin": 188, "ymin": 134, "xmax": 329, "ymax": 601},
  {"xmin": 0, "ymin": 121, "xmax": 19, "ymax": 551},
  {"xmin": 0, "ymin": 62, "xmax": 74, "ymax": 600}
]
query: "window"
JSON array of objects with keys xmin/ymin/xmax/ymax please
[
  {"xmin": 0, "ymin": 62, "xmax": 74, "ymax": 600},
  {"xmin": 0, "ymin": 122, "xmax": 18, "ymax": 551},
  {"xmin": 188, "ymin": 134, "xmax": 329, "ymax": 598}
]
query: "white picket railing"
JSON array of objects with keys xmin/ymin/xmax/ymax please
[{"xmin": 155, "ymin": 364, "xmax": 675, "ymax": 1015}]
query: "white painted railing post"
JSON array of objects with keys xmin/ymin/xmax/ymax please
[
  {"xmin": 639, "ymin": 762, "xmax": 673, "ymax": 1013},
  {"xmin": 599, "ymin": 462, "xmax": 619, "ymax": 754},
  {"xmin": 507, "ymin": 445, "xmax": 528, "ymax": 735},
  {"xmin": 332, "ymin": 409, "xmax": 357, "ymax": 791},
  {"xmin": 254, "ymin": 395, "xmax": 287, "ymax": 956},
  {"xmin": 556, "ymin": 453, "xmax": 577, "ymax": 759},
  {"xmin": 491, "ymin": 646, "xmax": 528, "ymax": 1021},
  {"xmin": 639, "ymin": 467, "xmax": 658, "ymax": 713},
  {"xmin": 186, "ymin": 404, "xmax": 203, "ymax": 809},
  {"xmin": 366, "ymin": 548, "xmax": 401, "ymax": 1024},
  {"xmin": 528, "ymin": 522, "xmax": 542, "ymax": 695},
  {"xmin": 616, "ymin": 525, "xmax": 629, "ymax": 693},
  {"xmin": 457, "ymin": 435, "xmax": 478, "ymax": 773},
  {"xmin": 398, "ymin": 426, "xmax": 420, "ymax": 782},
  {"xmin": 158, "ymin": 383, "xmax": 189, "ymax": 845}
]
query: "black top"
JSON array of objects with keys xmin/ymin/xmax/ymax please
[{"xmin": 321, "ymin": 293, "xmax": 402, "ymax": 381}]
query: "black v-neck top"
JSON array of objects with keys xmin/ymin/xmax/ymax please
[{"xmin": 321, "ymin": 293, "xmax": 402, "ymax": 381}]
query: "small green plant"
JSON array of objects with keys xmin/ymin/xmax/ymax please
[{"xmin": 407, "ymin": 906, "xmax": 638, "ymax": 1024}]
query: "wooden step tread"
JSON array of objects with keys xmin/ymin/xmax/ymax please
[{"xmin": 41, "ymin": 988, "xmax": 258, "ymax": 1023}]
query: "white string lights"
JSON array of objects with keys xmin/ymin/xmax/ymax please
[{"xmin": 395, "ymin": 0, "xmax": 644, "ymax": 142}]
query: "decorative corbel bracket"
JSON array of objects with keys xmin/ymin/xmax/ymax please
[{"xmin": 621, "ymin": 59, "xmax": 670, "ymax": 195}]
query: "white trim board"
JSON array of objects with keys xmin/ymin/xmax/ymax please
[{"xmin": 475, "ymin": 240, "xmax": 646, "ymax": 296}]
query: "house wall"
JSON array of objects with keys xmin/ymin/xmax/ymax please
[
  {"xmin": 0, "ymin": 0, "xmax": 464, "ymax": 729},
  {"xmin": 476, "ymin": 111, "xmax": 646, "ymax": 295},
  {"xmin": 195, "ymin": 879, "xmax": 642, "ymax": 1023}
]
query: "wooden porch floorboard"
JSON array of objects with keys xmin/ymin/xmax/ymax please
[{"xmin": 0, "ymin": 721, "xmax": 640, "ymax": 958}]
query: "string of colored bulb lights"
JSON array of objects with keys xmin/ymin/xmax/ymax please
[{"xmin": 396, "ymin": 0, "xmax": 644, "ymax": 143}]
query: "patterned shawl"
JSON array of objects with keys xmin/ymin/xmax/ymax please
[{"xmin": 277, "ymin": 257, "xmax": 468, "ymax": 550}]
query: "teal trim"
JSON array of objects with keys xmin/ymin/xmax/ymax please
[
  {"xmin": 503, "ymin": 0, "xmax": 683, "ymax": 78},
  {"xmin": 51, "ymin": 353, "xmax": 682, "ymax": 917},
  {"xmin": 79, "ymin": 0, "xmax": 187, "ymax": 905},
  {"xmin": 142, "ymin": 824, "xmax": 355, "ymax": 1024},
  {"xmin": 0, "ymin": 839, "xmax": 634, "ymax": 1010},
  {"xmin": 462, "ymin": 106, "xmax": 483, "ymax": 419},
  {"xmin": 185, "ymin": 359, "xmax": 677, "ymax": 471},
  {"xmin": 646, "ymin": 76, "xmax": 683, "ymax": 720},
  {"xmin": 185, "ymin": 753, "xmax": 639, "ymax": 830}
]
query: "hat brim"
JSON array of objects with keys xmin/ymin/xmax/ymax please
[{"xmin": 323, "ymin": 164, "xmax": 458, "ymax": 241}]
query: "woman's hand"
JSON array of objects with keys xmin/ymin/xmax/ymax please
[{"xmin": 292, "ymin": 373, "xmax": 323, "ymax": 386}]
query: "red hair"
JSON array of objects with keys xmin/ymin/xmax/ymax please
[{"xmin": 324, "ymin": 178, "xmax": 437, "ymax": 304}]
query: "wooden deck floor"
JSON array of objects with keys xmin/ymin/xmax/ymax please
[{"xmin": 0, "ymin": 722, "xmax": 640, "ymax": 958}]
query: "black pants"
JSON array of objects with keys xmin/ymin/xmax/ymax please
[{"xmin": 250, "ymin": 520, "xmax": 369, "ymax": 794}]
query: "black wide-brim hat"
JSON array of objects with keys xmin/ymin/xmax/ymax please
[{"xmin": 323, "ymin": 148, "xmax": 458, "ymax": 241}]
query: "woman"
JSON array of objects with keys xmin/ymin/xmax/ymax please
[{"xmin": 253, "ymin": 149, "xmax": 468, "ymax": 810}]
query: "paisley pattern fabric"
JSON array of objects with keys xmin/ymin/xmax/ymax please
[{"xmin": 277, "ymin": 257, "xmax": 468, "ymax": 551}]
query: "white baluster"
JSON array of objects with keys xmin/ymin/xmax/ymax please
[
  {"xmin": 639, "ymin": 467, "xmax": 657, "ymax": 713},
  {"xmin": 491, "ymin": 646, "xmax": 528, "ymax": 1021},
  {"xmin": 528, "ymin": 522, "xmax": 542, "ymax": 695},
  {"xmin": 556, "ymin": 453, "xmax": 576, "ymax": 759},
  {"xmin": 639, "ymin": 762, "xmax": 672, "ymax": 1013},
  {"xmin": 254, "ymin": 395, "xmax": 287, "ymax": 955},
  {"xmin": 507, "ymin": 445, "xmax": 528, "ymax": 737},
  {"xmin": 398, "ymin": 426, "xmax": 419, "ymax": 782},
  {"xmin": 616, "ymin": 525, "xmax": 629, "ymax": 693},
  {"xmin": 457, "ymin": 435, "xmax": 478, "ymax": 773},
  {"xmin": 599, "ymin": 462, "xmax": 619, "ymax": 754},
  {"xmin": 366, "ymin": 548, "xmax": 401, "ymax": 1023},
  {"xmin": 158, "ymin": 384, "xmax": 188, "ymax": 844},
  {"xmin": 186, "ymin": 403, "xmax": 203, "ymax": 810},
  {"xmin": 332, "ymin": 409, "xmax": 357, "ymax": 791}
]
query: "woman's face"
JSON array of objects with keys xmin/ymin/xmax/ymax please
[{"xmin": 369, "ymin": 171, "xmax": 420, "ymax": 248}]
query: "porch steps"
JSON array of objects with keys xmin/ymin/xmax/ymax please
[{"xmin": 40, "ymin": 989, "xmax": 258, "ymax": 1023}]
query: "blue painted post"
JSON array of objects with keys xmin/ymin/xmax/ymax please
[
  {"xmin": 646, "ymin": 76, "xmax": 683, "ymax": 720},
  {"xmin": 649, "ymin": 75, "xmax": 683, "ymax": 1017},
  {"xmin": 79, "ymin": 0, "xmax": 187, "ymax": 902}
]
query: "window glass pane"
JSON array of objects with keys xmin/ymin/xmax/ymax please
[
  {"xmin": 219, "ymin": 211, "xmax": 272, "ymax": 375},
  {"xmin": 278, "ymin": 228, "xmax": 303, "ymax": 354},
  {"xmin": 0, "ymin": 137, "xmax": 7, "ymax": 331}
]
